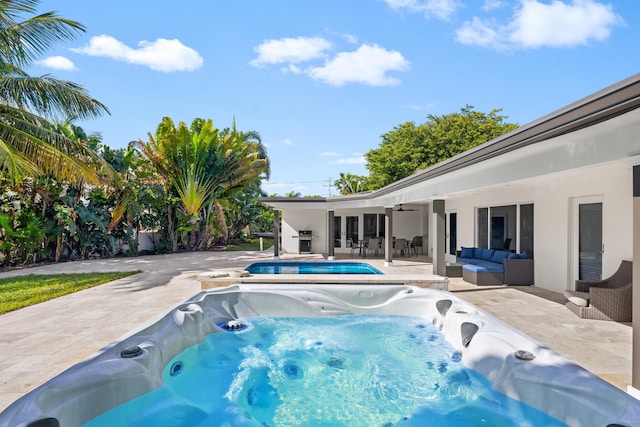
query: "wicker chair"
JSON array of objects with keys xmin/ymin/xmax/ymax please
[{"xmin": 564, "ymin": 260, "xmax": 632, "ymax": 322}]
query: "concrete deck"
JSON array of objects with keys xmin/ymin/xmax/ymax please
[
  {"xmin": 0, "ymin": 251, "xmax": 633, "ymax": 413},
  {"xmin": 199, "ymin": 269, "xmax": 448, "ymax": 290}
]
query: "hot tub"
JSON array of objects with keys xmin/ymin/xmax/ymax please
[{"xmin": 1, "ymin": 284, "xmax": 639, "ymax": 426}]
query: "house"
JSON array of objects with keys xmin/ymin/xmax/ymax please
[{"xmin": 260, "ymin": 73, "xmax": 640, "ymax": 396}]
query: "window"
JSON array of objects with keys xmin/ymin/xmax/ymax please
[
  {"xmin": 477, "ymin": 208, "xmax": 488, "ymax": 248},
  {"xmin": 363, "ymin": 214, "xmax": 377, "ymax": 239},
  {"xmin": 519, "ymin": 204, "xmax": 534, "ymax": 258}
]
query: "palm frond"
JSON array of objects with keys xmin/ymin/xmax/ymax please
[
  {"xmin": 0, "ymin": 74, "xmax": 109, "ymax": 119},
  {"xmin": 0, "ymin": 2, "xmax": 85, "ymax": 67}
]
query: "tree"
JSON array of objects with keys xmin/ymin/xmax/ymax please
[
  {"xmin": 0, "ymin": 0, "xmax": 110, "ymax": 186},
  {"xmin": 334, "ymin": 172, "xmax": 369, "ymax": 195},
  {"xmin": 365, "ymin": 106, "xmax": 518, "ymax": 189},
  {"xmin": 132, "ymin": 117, "xmax": 269, "ymax": 251}
]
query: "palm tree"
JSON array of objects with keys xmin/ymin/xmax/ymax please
[
  {"xmin": 0, "ymin": 0, "xmax": 110, "ymax": 186},
  {"xmin": 132, "ymin": 117, "xmax": 269, "ymax": 251},
  {"xmin": 334, "ymin": 172, "xmax": 368, "ymax": 195}
]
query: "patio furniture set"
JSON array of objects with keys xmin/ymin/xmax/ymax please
[
  {"xmin": 348, "ymin": 236, "xmax": 424, "ymax": 258},
  {"xmin": 455, "ymin": 246, "xmax": 534, "ymax": 286}
]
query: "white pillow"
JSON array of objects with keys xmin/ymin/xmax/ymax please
[{"xmin": 564, "ymin": 290, "xmax": 590, "ymax": 307}]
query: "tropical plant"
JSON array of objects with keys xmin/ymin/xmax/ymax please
[
  {"xmin": 0, "ymin": 0, "xmax": 110, "ymax": 186},
  {"xmin": 132, "ymin": 117, "xmax": 270, "ymax": 251},
  {"xmin": 334, "ymin": 172, "xmax": 369, "ymax": 195}
]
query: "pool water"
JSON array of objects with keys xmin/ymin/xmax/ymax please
[
  {"xmin": 246, "ymin": 261, "xmax": 383, "ymax": 275},
  {"xmin": 83, "ymin": 315, "xmax": 566, "ymax": 427}
]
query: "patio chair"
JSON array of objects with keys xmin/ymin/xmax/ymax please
[
  {"xmin": 366, "ymin": 238, "xmax": 380, "ymax": 257},
  {"xmin": 412, "ymin": 236, "xmax": 424, "ymax": 255},
  {"xmin": 347, "ymin": 239, "xmax": 358, "ymax": 257},
  {"xmin": 394, "ymin": 238, "xmax": 408, "ymax": 257},
  {"xmin": 564, "ymin": 260, "xmax": 632, "ymax": 322}
]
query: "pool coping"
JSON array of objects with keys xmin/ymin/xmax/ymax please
[{"xmin": 198, "ymin": 272, "xmax": 449, "ymax": 290}]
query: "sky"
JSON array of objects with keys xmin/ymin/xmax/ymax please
[{"xmin": 32, "ymin": 0, "xmax": 639, "ymax": 197}]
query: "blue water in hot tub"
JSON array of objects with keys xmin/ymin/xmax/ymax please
[
  {"xmin": 246, "ymin": 261, "xmax": 383, "ymax": 275},
  {"xmin": 83, "ymin": 314, "xmax": 567, "ymax": 427}
]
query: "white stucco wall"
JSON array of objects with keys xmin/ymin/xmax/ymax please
[
  {"xmin": 281, "ymin": 210, "xmax": 328, "ymax": 254},
  {"xmin": 392, "ymin": 209, "xmax": 423, "ymax": 242},
  {"xmin": 444, "ymin": 161, "xmax": 633, "ymax": 294},
  {"xmin": 281, "ymin": 207, "xmax": 429, "ymax": 255}
]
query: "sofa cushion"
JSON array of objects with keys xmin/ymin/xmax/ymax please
[
  {"xmin": 517, "ymin": 253, "xmax": 528, "ymax": 259},
  {"xmin": 462, "ymin": 261, "xmax": 504, "ymax": 273},
  {"xmin": 460, "ymin": 246, "xmax": 475, "ymax": 258},
  {"xmin": 564, "ymin": 290, "xmax": 590, "ymax": 307},
  {"xmin": 491, "ymin": 250, "xmax": 510, "ymax": 264},
  {"xmin": 480, "ymin": 248, "xmax": 495, "ymax": 261},
  {"xmin": 507, "ymin": 252, "xmax": 519, "ymax": 259},
  {"xmin": 473, "ymin": 247, "xmax": 483, "ymax": 259}
]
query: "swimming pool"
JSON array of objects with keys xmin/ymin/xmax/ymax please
[
  {"xmin": 1, "ymin": 285, "xmax": 639, "ymax": 426},
  {"xmin": 245, "ymin": 261, "xmax": 383, "ymax": 275}
]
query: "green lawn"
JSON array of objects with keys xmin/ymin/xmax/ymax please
[
  {"xmin": 0, "ymin": 271, "xmax": 141, "ymax": 315},
  {"xmin": 224, "ymin": 237, "xmax": 273, "ymax": 251}
]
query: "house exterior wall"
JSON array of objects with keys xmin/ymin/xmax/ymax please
[
  {"xmin": 392, "ymin": 208, "xmax": 422, "ymax": 242},
  {"xmin": 281, "ymin": 210, "xmax": 328, "ymax": 254},
  {"xmin": 444, "ymin": 161, "xmax": 632, "ymax": 294},
  {"xmin": 281, "ymin": 208, "xmax": 430, "ymax": 255}
]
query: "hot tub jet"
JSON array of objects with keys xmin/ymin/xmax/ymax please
[{"xmin": 222, "ymin": 319, "xmax": 246, "ymax": 331}]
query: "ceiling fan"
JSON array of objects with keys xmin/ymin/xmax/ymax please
[{"xmin": 395, "ymin": 204, "xmax": 417, "ymax": 212}]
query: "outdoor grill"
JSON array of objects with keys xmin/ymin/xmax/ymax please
[{"xmin": 298, "ymin": 230, "xmax": 312, "ymax": 253}]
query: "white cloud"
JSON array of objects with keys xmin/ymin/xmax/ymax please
[
  {"xmin": 283, "ymin": 64, "xmax": 303, "ymax": 74},
  {"xmin": 324, "ymin": 28, "xmax": 359, "ymax": 44},
  {"xmin": 250, "ymin": 37, "xmax": 332, "ymax": 66},
  {"xmin": 406, "ymin": 102, "xmax": 438, "ymax": 111},
  {"xmin": 456, "ymin": 0, "xmax": 623, "ymax": 50},
  {"xmin": 261, "ymin": 181, "xmax": 307, "ymax": 193},
  {"xmin": 307, "ymin": 44, "xmax": 410, "ymax": 87},
  {"xmin": 344, "ymin": 34, "xmax": 359, "ymax": 44},
  {"xmin": 71, "ymin": 35, "xmax": 203, "ymax": 72},
  {"xmin": 331, "ymin": 156, "xmax": 366, "ymax": 165},
  {"xmin": 482, "ymin": 0, "xmax": 506, "ymax": 11},
  {"xmin": 509, "ymin": 0, "xmax": 622, "ymax": 48},
  {"xmin": 456, "ymin": 17, "xmax": 504, "ymax": 49},
  {"xmin": 320, "ymin": 151, "xmax": 339, "ymax": 157},
  {"xmin": 37, "ymin": 56, "xmax": 76, "ymax": 70},
  {"xmin": 283, "ymin": 138, "xmax": 294, "ymax": 145},
  {"xmin": 382, "ymin": 0, "xmax": 462, "ymax": 20}
]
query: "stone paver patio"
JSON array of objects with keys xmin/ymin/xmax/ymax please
[{"xmin": 0, "ymin": 251, "xmax": 633, "ymax": 413}]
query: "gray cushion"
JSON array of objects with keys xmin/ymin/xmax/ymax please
[{"xmin": 564, "ymin": 290, "xmax": 590, "ymax": 307}]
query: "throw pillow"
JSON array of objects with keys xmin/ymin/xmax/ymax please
[
  {"xmin": 491, "ymin": 250, "xmax": 510, "ymax": 263},
  {"xmin": 480, "ymin": 248, "xmax": 495, "ymax": 261},
  {"xmin": 460, "ymin": 247, "xmax": 475, "ymax": 258}
]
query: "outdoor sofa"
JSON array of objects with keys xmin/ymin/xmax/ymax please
[{"xmin": 457, "ymin": 247, "xmax": 534, "ymax": 286}]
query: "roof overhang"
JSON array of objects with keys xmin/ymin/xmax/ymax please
[{"xmin": 261, "ymin": 73, "xmax": 640, "ymax": 211}]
